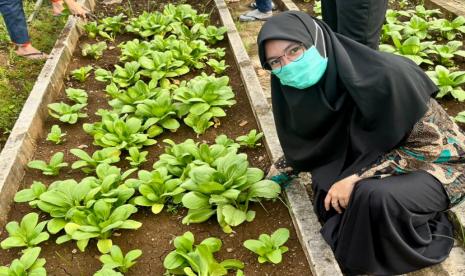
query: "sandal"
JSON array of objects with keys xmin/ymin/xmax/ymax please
[{"xmin": 18, "ymin": 52, "xmax": 49, "ymax": 60}]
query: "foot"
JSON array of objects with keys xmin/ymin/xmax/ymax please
[
  {"xmin": 239, "ymin": 9, "xmax": 272, "ymax": 22},
  {"xmin": 52, "ymin": 0, "xmax": 64, "ymax": 16},
  {"xmin": 16, "ymin": 44, "xmax": 48, "ymax": 60},
  {"xmin": 249, "ymin": 1, "xmax": 277, "ymax": 10}
]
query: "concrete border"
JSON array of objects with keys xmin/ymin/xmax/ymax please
[
  {"xmin": 424, "ymin": 0, "xmax": 465, "ymax": 18},
  {"xmin": 215, "ymin": 0, "xmax": 343, "ymax": 275},
  {"xmin": 0, "ymin": 0, "xmax": 95, "ymax": 227}
]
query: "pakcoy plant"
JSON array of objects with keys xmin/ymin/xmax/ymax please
[
  {"xmin": 66, "ymin": 88, "xmax": 88, "ymax": 104},
  {"xmin": 138, "ymin": 50, "xmax": 190, "ymax": 85},
  {"xmin": 0, "ymin": 212, "xmax": 49, "ymax": 249},
  {"xmin": 14, "ymin": 181, "xmax": 47, "ymax": 208},
  {"xmin": 152, "ymin": 138, "xmax": 200, "ymax": 178},
  {"xmin": 48, "ymin": 102, "xmax": 87, "ymax": 124},
  {"xmin": 95, "ymin": 61, "xmax": 141, "ymax": 88},
  {"xmin": 426, "ymin": 65, "xmax": 465, "ymax": 101},
  {"xmin": 71, "ymin": 65, "xmax": 93, "ymax": 82},
  {"xmin": 206, "ymin": 59, "xmax": 229, "ymax": 74},
  {"xmin": 107, "ymin": 80, "xmax": 160, "ymax": 114},
  {"xmin": 98, "ymin": 14, "xmax": 126, "ymax": 41},
  {"xmin": 407, "ymin": 5, "xmax": 442, "ymax": 21},
  {"xmin": 46, "ymin": 124, "xmax": 66, "ymax": 144},
  {"xmin": 83, "ymin": 110, "xmax": 157, "ymax": 150},
  {"xmin": 118, "ymin": 39, "xmax": 151, "ymax": 62},
  {"xmin": 380, "ymin": 36, "xmax": 434, "ymax": 65},
  {"xmin": 98, "ymin": 245, "xmax": 142, "ymax": 274},
  {"xmin": 125, "ymin": 147, "xmax": 148, "ymax": 167},
  {"xmin": 431, "ymin": 16, "xmax": 465, "ymax": 41},
  {"xmin": 0, "ymin": 247, "xmax": 46, "ymax": 276},
  {"xmin": 128, "ymin": 167, "xmax": 184, "ymax": 214},
  {"xmin": 125, "ymin": 11, "xmax": 173, "ymax": 38},
  {"xmin": 163, "ymin": 231, "xmax": 244, "ymax": 276},
  {"xmin": 70, "ymin": 147, "xmax": 121, "ymax": 174},
  {"xmin": 426, "ymin": 40, "xmax": 465, "ymax": 66},
  {"xmin": 243, "ymin": 228, "xmax": 290, "ymax": 264},
  {"xmin": 236, "ymin": 129, "xmax": 264, "ymax": 148},
  {"xmin": 82, "ymin": 41, "xmax": 108, "ymax": 60},
  {"xmin": 27, "ymin": 151, "xmax": 68, "ymax": 176},
  {"xmin": 174, "ymin": 73, "xmax": 236, "ymax": 134},
  {"xmin": 402, "ymin": 15, "xmax": 432, "ymax": 40},
  {"xmin": 180, "ymin": 151, "xmax": 281, "ymax": 233}
]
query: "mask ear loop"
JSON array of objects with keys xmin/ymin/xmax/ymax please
[{"xmin": 314, "ymin": 23, "xmax": 327, "ymax": 59}]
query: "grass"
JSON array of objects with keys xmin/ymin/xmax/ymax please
[{"xmin": 0, "ymin": 1, "xmax": 66, "ymax": 148}]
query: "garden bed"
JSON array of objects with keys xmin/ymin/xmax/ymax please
[{"xmin": 0, "ymin": 0, "xmax": 311, "ymax": 275}]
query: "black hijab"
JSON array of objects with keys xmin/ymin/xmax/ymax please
[{"xmin": 257, "ymin": 11, "xmax": 438, "ymax": 188}]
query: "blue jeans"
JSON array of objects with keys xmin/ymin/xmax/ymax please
[
  {"xmin": 0, "ymin": 0, "xmax": 30, "ymax": 44},
  {"xmin": 256, "ymin": 0, "xmax": 272, "ymax": 13}
]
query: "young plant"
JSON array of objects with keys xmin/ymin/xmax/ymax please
[
  {"xmin": 236, "ymin": 129, "xmax": 264, "ymax": 148},
  {"xmin": 95, "ymin": 61, "xmax": 141, "ymax": 88},
  {"xmin": 0, "ymin": 213, "xmax": 49, "ymax": 249},
  {"xmin": 408, "ymin": 5, "xmax": 441, "ymax": 21},
  {"xmin": 125, "ymin": 147, "xmax": 148, "ymax": 167},
  {"xmin": 129, "ymin": 167, "xmax": 184, "ymax": 214},
  {"xmin": 98, "ymin": 245, "xmax": 142, "ymax": 273},
  {"xmin": 313, "ymin": 0, "xmax": 322, "ymax": 19},
  {"xmin": 138, "ymin": 50, "xmax": 190, "ymax": 83},
  {"xmin": 199, "ymin": 25, "xmax": 227, "ymax": 45},
  {"xmin": 207, "ymin": 59, "xmax": 229, "ymax": 74},
  {"xmin": 118, "ymin": 39, "xmax": 151, "ymax": 62},
  {"xmin": 426, "ymin": 40, "xmax": 465, "ymax": 66},
  {"xmin": 431, "ymin": 16, "xmax": 465, "ymax": 40},
  {"xmin": 98, "ymin": 14, "xmax": 126, "ymax": 41},
  {"xmin": 71, "ymin": 147, "xmax": 121, "ymax": 173},
  {"xmin": 48, "ymin": 102, "xmax": 87, "ymax": 124},
  {"xmin": 243, "ymin": 228, "xmax": 290, "ymax": 264},
  {"xmin": 0, "ymin": 247, "xmax": 46, "ymax": 276},
  {"xmin": 46, "ymin": 124, "xmax": 66, "ymax": 144},
  {"xmin": 14, "ymin": 181, "xmax": 47, "ymax": 207},
  {"xmin": 27, "ymin": 152, "xmax": 68, "ymax": 176},
  {"xmin": 66, "ymin": 88, "xmax": 88, "ymax": 104},
  {"xmin": 108, "ymin": 80, "xmax": 160, "ymax": 114},
  {"xmin": 83, "ymin": 21, "xmax": 99, "ymax": 38},
  {"xmin": 163, "ymin": 231, "xmax": 244, "ymax": 276},
  {"xmin": 385, "ymin": 9, "xmax": 411, "ymax": 24},
  {"xmin": 455, "ymin": 111, "xmax": 465, "ymax": 124},
  {"xmin": 380, "ymin": 23, "xmax": 404, "ymax": 43},
  {"xmin": 380, "ymin": 36, "xmax": 434, "ymax": 65},
  {"xmin": 174, "ymin": 74, "xmax": 236, "ymax": 134},
  {"xmin": 125, "ymin": 11, "xmax": 173, "ymax": 38},
  {"xmin": 82, "ymin": 41, "xmax": 108, "ymax": 60},
  {"xmin": 402, "ymin": 15, "xmax": 431, "ymax": 40},
  {"xmin": 83, "ymin": 110, "xmax": 157, "ymax": 150},
  {"xmin": 152, "ymin": 139, "xmax": 200, "ymax": 178},
  {"xmin": 71, "ymin": 65, "xmax": 93, "ymax": 82},
  {"xmin": 426, "ymin": 65, "xmax": 465, "ymax": 101}
]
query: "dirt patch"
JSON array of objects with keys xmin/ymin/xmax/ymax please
[{"xmin": 0, "ymin": 1, "xmax": 311, "ymax": 275}]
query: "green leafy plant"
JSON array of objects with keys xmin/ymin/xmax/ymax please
[
  {"xmin": 380, "ymin": 23, "xmax": 404, "ymax": 43},
  {"xmin": 385, "ymin": 9, "xmax": 411, "ymax": 24},
  {"xmin": 163, "ymin": 231, "xmax": 244, "ymax": 276},
  {"xmin": 14, "ymin": 181, "xmax": 46, "ymax": 207},
  {"xmin": 426, "ymin": 65, "xmax": 465, "ymax": 101},
  {"xmin": 431, "ymin": 16, "xmax": 465, "ymax": 40},
  {"xmin": 236, "ymin": 129, "xmax": 264, "ymax": 148},
  {"xmin": 95, "ymin": 61, "xmax": 141, "ymax": 88},
  {"xmin": 94, "ymin": 267, "xmax": 123, "ymax": 276},
  {"xmin": 27, "ymin": 152, "xmax": 68, "ymax": 176},
  {"xmin": 82, "ymin": 41, "xmax": 108, "ymax": 60},
  {"xmin": 46, "ymin": 124, "xmax": 66, "ymax": 144},
  {"xmin": 0, "ymin": 247, "xmax": 46, "ymax": 276},
  {"xmin": 408, "ymin": 5, "xmax": 441, "ymax": 21},
  {"xmin": 48, "ymin": 102, "xmax": 87, "ymax": 124},
  {"xmin": 243, "ymin": 228, "xmax": 290, "ymax": 264},
  {"xmin": 180, "ymin": 151, "xmax": 281, "ymax": 233},
  {"xmin": 455, "ymin": 111, "xmax": 465, "ymax": 124},
  {"xmin": 206, "ymin": 59, "xmax": 229, "ymax": 74},
  {"xmin": 313, "ymin": 0, "xmax": 322, "ymax": 19},
  {"xmin": 71, "ymin": 147, "xmax": 121, "ymax": 173},
  {"xmin": 83, "ymin": 110, "xmax": 157, "ymax": 150},
  {"xmin": 0, "ymin": 213, "xmax": 49, "ymax": 249},
  {"xmin": 98, "ymin": 245, "xmax": 142, "ymax": 273},
  {"xmin": 71, "ymin": 65, "xmax": 93, "ymax": 82},
  {"xmin": 129, "ymin": 167, "xmax": 184, "ymax": 214},
  {"xmin": 380, "ymin": 36, "xmax": 434, "ymax": 65},
  {"xmin": 153, "ymin": 139, "xmax": 200, "ymax": 178},
  {"xmin": 118, "ymin": 39, "xmax": 151, "ymax": 62},
  {"xmin": 66, "ymin": 88, "xmax": 88, "ymax": 104},
  {"xmin": 199, "ymin": 25, "xmax": 227, "ymax": 45},
  {"xmin": 174, "ymin": 74, "xmax": 236, "ymax": 134},
  {"xmin": 403, "ymin": 15, "xmax": 431, "ymax": 40},
  {"xmin": 125, "ymin": 11, "xmax": 173, "ymax": 38},
  {"xmin": 83, "ymin": 21, "xmax": 99, "ymax": 38},
  {"xmin": 125, "ymin": 147, "xmax": 148, "ymax": 167},
  {"xmin": 426, "ymin": 40, "xmax": 465, "ymax": 66},
  {"xmin": 138, "ymin": 50, "xmax": 190, "ymax": 83},
  {"xmin": 98, "ymin": 14, "xmax": 126, "ymax": 41},
  {"xmin": 106, "ymin": 80, "xmax": 160, "ymax": 114}
]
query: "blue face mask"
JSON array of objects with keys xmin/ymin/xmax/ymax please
[{"xmin": 271, "ymin": 26, "xmax": 328, "ymax": 89}]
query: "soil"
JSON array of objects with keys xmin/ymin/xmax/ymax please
[{"xmin": 0, "ymin": 0, "xmax": 311, "ymax": 275}]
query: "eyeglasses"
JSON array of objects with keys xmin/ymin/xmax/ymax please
[{"xmin": 265, "ymin": 43, "xmax": 306, "ymax": 73}]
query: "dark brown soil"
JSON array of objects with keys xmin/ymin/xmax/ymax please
[{"xmin": 0, "ymin": 0, "xmax": 311, "ymax": 275}]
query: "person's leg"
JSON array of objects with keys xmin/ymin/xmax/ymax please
[
  {"xmin": 0, "ymin": 0, "xmax": 47, "ymax": 59},
  {"xmin": 336, "ymin": 0, "xmax": 388, "ymax": 49},
  {"xmin": 323, "ymin": 171, "xmax": 454, "ymax": 275},
  {"xmin": 239, "ymin": 0, "xmax": 272, "ymax": 22},
  {"xmin": 321, "ymin": 0, "xmax": 338, "ymax": 32}
]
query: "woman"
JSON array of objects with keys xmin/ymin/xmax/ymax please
[{"xmin": 259, "ymin": 11, "xmax": 460, "ymax": 275}]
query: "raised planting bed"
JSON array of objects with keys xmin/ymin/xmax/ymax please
[{"xmin": 0, "ymin": 0, "xmax": 312, "ymax": 275}]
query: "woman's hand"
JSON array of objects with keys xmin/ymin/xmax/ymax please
[
  {"xmin": 324, "ymin": 174, "xmax": 361, "ymax": 214},
  {"xmin": 64, "ymin": 0, "xmax": 89, "ymax": 19}
]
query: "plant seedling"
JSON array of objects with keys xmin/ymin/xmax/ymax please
[
  {"xmin": 27, "ymin": 152, "xmax": 68, "ymax": 176},
  {"xmin": 71, "ymin": 65, "xmax": 93, "ymax": 82},
  {"xmin": 125, "ymin": 147, "xmax": 148, "ymax": 167},
  {"xmin": 14, "ymin": 181, "xmax": 47, "ymax": 207},
  {"xmin": 98, "ymin": 245, "xmax": 142, "ymax": 273},
  {"xmin": 66, "ymin": 88, "xmax": 88, "ymax": 104},
  {"xmin": 71, "ymin": 147, "xmax": 121, "ymax": 173},
  {"xmin": 0, "ymin": 213, "xmax": 49, "ymax": 249},
  {"xmin": 82, "ymin": 41, "xmax": 108, "ymax": 60},
  {"xmin": 48, "ymin": 102, "xmax": 87, "ymax": 124},
  {"xmin": 46, "ymin": 124, "xmax": 66, "ymax": 144},
  {"xmin": 243, "ymin": 228, "xmax": 290, "ymax": 264},
  {"xmin": 207, "ymin": 59, "xmax": 229, "ymax": 74},
  {"xmin": 236, "ymin": 129, "xmax": 264, "ymax": 148},
  {"xmin": 426, "ymin": 65, "xmax": 465, "ymax": 101},
  {"xmin": 0, "ymin": 247, "xmax": 46, "ymax": 275}
]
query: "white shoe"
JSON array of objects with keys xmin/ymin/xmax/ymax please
[
  {"xmin": 249, "ymin": 1, "xmax": 277, "ymax": 10},
  {"xmin": 239, "ymin": 9, "xmax": 272, "ymax": 22}
]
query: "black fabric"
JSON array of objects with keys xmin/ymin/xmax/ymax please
[
  {"xmin": 257, "ymin": 11, "xmax": 438, "ymax": 188},
  {"xmin": 321, "ymin": 0, "xmax": 388, "ymax": 50},
  {"xmin": 317, "ymin": 171, "xmax": 453, "ymax": 275}
]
